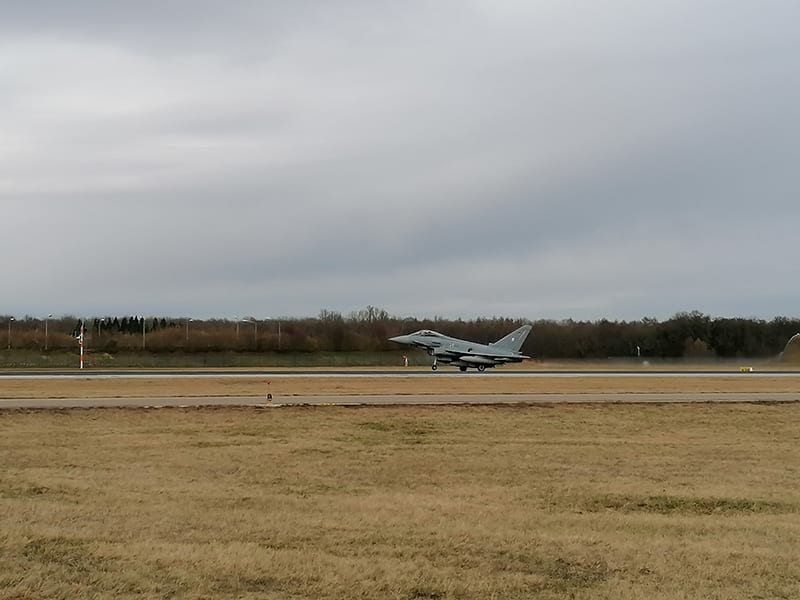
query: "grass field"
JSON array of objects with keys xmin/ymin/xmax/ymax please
[
  {"xmin": 0, "ymin": 350, "xmax": 415, "ymax": 369},
  {"xmin": 2, "ymin": 401, "xmax": 799, "ymax": 599}
]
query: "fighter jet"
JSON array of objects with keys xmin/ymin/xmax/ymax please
[{"xmin": 389, "ymin": 324, "xmax": 532, "ymax": 372}]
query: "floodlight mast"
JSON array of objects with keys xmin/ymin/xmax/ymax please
[
  {"xmin": 266, "ymin": 317, "xmax": 281, "ymax": 350},
  {"xmin": 78, "ymin": 320, "xmax": 85, "ymax": 369},
  {"xmin": 45, "ymin": 314, "xmax": 53, "ymax": 351},
  {"xmin": 242, "ymin": 317, "xmax": 258, "ymax": 350},
  {"xmin": 7, "ymin": 317, "xmax": 14, "ymax": 350}
]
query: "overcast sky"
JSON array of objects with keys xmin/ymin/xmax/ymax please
[{"xmin": 2, "ymin": 1, "xmax": 799, "ymax": 322}]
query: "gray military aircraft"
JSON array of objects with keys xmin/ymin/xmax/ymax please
[{"xmin": 389, "ymin": 324, "xmax": 532, "ymax": 372}]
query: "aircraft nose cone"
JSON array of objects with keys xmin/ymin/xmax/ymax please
[{"xmin": 389, "ymin": 335, "xmax": 410, "ymax": 344}]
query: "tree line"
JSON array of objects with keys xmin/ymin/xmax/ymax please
[{"xmin": 2, "ymin": 309, "xmax": 799, "ymax": 359}]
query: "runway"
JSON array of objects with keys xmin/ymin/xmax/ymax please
[
  {"xmin": 2, "ymin": 392, "xmax": 797, "ymax": 409},
  {"xmin": 2, "ymin": 369, "xmax": 800, "ymax": 379}
]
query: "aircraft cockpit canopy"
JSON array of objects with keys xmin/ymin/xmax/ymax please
[{"xmin": 414, "ymin": 330, "xmax": 443, "ymax": 337}]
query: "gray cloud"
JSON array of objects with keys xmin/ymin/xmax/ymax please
[{"xmin": 2, "ymin": 2, "xmax": 799, "ymax": 321}]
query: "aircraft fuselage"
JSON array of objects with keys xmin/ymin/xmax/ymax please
[{"xmin": 389, "ymin": 325, "xmax": 532, "ymax": 372}]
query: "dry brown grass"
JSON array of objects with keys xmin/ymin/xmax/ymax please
[
  {"xmin": 2, "ymin": 373, "xmax": 799, "ymax": 399},
  {"xmin": 2, "ymin": 403, "xmax": 800, "ymax": 599}
]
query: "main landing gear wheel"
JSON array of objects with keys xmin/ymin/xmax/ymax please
[
  {"xmin": 459, "ymin": 365, "xmax": 467, "ymax": 372},
  {"xmin": 477, "ymin": 365, "xmax": 486, "ymax": 372}
]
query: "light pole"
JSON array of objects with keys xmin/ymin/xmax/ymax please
[
  {"xmin": 242, "ymin": 317, "xmax": 258, "ymax": 350},
  {"xmin": 186, "ymin": 318, "xmax": 193, "ymax": 342},
  {"xmin": 78, "ymin": 319, "xmax": 85, "ymax": 369},
  {"xmin": 7, "ymin": 317, "xmax": 14, "ymax": 350},
  {"xmin": 266, "ymin": 317, "xmax": 281, "ymax": 350},
  {"xmin": 140, "ymin": 315, "xmax": 146, "ymax": 350},
  {"xmin": 45, "ymin": 314, "xmax": 53, "ymax": 351}
]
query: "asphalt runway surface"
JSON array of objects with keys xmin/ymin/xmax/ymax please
[{"xmin": 2, "ymin": 392, "xmax": 798, "ymax": 409}]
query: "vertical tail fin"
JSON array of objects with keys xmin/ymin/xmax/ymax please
[{"xmin": 491, "ymin": 324, "xmax": 532, "ymax": 353}]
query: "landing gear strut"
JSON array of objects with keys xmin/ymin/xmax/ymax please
[{"xmin": 431, "ymin": 358, "xmax": 438, "ymax": 371}]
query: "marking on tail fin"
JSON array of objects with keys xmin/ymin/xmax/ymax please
[{"xmin": 491, "ymin": 325, "xmax": 532, "ymax": 353}]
